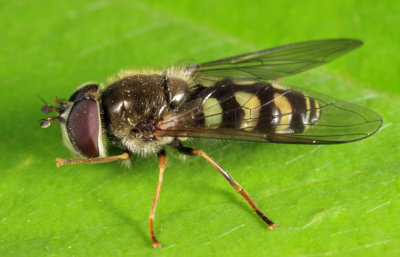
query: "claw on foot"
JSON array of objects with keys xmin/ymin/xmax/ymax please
[
  {"xmin": 152, "ymin": 241, "xmax": 162, "ymax": 248},
  {"xmin": 268, "ymin": 223, "xmax": 279, "ymax": 230}
]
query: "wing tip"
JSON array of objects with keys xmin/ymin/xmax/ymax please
[{"xmin": 338, "ymin": 38, "xmax": 363, "ymax": 50}]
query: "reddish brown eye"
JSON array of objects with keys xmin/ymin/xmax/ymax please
[{"xmin": 67, "ymin": 99, "xmax": 100, "ymax": 158}]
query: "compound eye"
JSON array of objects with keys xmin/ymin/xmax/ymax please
[{"xmin": 66, "ymin": 99, "xmax": 101, "ymax": 158}]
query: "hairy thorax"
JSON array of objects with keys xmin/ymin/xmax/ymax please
[{"xmin": 101, "ymin": 74, "xmax": 187, "ymax": 155}]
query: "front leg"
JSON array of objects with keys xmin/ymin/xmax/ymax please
[{"xmin": 56, "ymin": 152, "xmax": 130, "ymax": 167}]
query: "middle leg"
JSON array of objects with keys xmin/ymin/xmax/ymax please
[{"xmin": 149, "ymin": 149, "xmax": 167, "ymax": 248}]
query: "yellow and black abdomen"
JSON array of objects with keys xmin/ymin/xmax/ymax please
[{"xmin": 193, "ymin": 80, "xmax": 321, "ymax": 135}]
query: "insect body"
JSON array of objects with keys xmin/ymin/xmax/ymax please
[{"xmin": 40, "ymin": 39, "xmax": 382, "ymax": 248}]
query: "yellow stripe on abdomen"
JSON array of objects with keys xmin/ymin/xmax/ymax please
[
  {"xmin": 305, "ymin": 96, "xmax": 311, "ymax": 125},
  {"xmin": 234, "ymin": 91, "xmax": 261, "ymax": 131},
  {"xmin": 314, "ymin": 99, "xmax": 321, "ymax": 121},
  {"xmin": 273, "ymin": 92, "xmax": 293, "ymax": 133},
  {"xmin": 203, "ymin": 98, "xmax": 223, "ymax": 128}
]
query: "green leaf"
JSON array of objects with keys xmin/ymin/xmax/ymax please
[{"xmin": 1, "ymin": 0, "xmax": 399, "ymax": 256}]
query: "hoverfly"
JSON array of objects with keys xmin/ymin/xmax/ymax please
[{"xmin": 40, "ymin": 39, "xmax": 382, "ymax": 248}]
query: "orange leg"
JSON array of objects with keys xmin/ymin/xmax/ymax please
[
  {"xmin": 56, "ymin": 152, "xmax": 130, "ymax": 167},
  {"xmin": 149, "ymin": 149, "xmax": 166, "ymax": 248},
  {"xmin": 171, "ymin": 140, "xmax": 277, "ymax": 229}
]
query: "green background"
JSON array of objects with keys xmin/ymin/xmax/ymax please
[{"xmin": 1, "ymin": 0, "xmax": 399, "ymax": 256}]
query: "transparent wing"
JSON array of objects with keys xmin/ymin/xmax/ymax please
[
  {"xmin": 192, "ymin": 39, "xmax": 362, "ymax": 82},
  {"xmin": 155, "ymin": 82, "xmax": 382, "ymax": 144}
]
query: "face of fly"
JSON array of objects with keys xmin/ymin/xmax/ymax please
[{"xmin": 40, "ymin": 84, "xmax": 107, "ymax": 159}]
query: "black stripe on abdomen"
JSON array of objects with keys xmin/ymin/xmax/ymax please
[
  {"xmin": 211, "ymin": 81, "xmax": 244, "ymax": 128},
  {"xmin": 255, "ymin": 83, "xmax": 275, "ymax": 133},
  {"xmin": 285, "ymin": 91, "xmax": 307, "ymax": 133}
]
